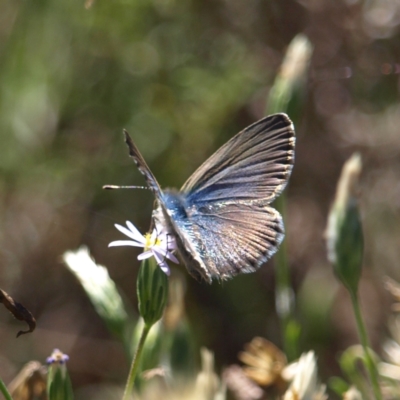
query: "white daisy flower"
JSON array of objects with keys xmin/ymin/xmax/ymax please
[
  {"xmin": 283, "ymin": 351, "xmax": 327, "ymax": 400},
  {"xmin": 109, "ymin": 221, "xmax": 179, "ymax": 275}
]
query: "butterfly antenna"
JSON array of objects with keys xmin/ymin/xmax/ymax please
[{"xmin": 102, "ymin": 185, "xmax": 149, "ymax": 190}]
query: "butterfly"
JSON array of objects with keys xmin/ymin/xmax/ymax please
[{"xmin": 116, "ymin": 113, "xmax": 295, "ymax": 283}]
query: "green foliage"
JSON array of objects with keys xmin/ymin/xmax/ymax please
[
  {"xmin": 267, "ymin": 33, "xmax": 313, "ymax": 362},
  {"xmin": 326, "ymin": 154, "xmax": 363, "ymax": 295},
  {"xmin": 63, "ymin": 247, "xmax": 132, "ymax": 344},
  {"xmin": 3, "ymin": 1, "xmax": 400, "ymax": 399},
  {"xmin": 338, "ymin": 345, "xmax": 381, "ymax": 398},
  {"xmin": 47, "ymin": 365, "xmax": 74, "ymax": 400},
  {"xmin": 137, "ymin": 257, "xmax": 168, "ymax": 328},
  {"xmin": 0, "ymin": 377, "xmax": 13, "ymax": 400},
  {"xmin": 330, "ymin": 200, "xmax": 364, "ymax": 294},
  {"xmin": 267, "ymin": 34, "xmax": 313, "ymax": 118}
]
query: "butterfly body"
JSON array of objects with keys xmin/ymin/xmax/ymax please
[
  {"xmin": 154, "ymin": 191, "xmax": 212, "ymax": 282},
  {"xmin": 122, "ymin": 113, "xmax": 295, "ymax": 283}
]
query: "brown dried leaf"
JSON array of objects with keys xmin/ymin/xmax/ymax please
[
  {"xmin": 238, "ymin": 337, "xmax": 287, "ymax": 387},
  {"xmin": 0, "ymin": 288, "xmax": 36, "ymax": 337},
  {"xmin": 8, "ymin": 361, "xmax": 47, "ymax": 400}
]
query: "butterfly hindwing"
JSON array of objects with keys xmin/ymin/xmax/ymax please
[{"xmin": 165, "ymin": 199, "xmax": 285, "ymax": 281}]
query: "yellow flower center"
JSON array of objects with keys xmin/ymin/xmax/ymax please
[{"xmin": 144, "ymin": 233, "xmax": 161, "ymax": 250}]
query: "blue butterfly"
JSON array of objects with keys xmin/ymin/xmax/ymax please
[{"xmin": 118, "ymin": 113, "xmax": 295, "ymax": 283}]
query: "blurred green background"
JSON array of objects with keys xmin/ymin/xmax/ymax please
[{"xmin": 1, "ymin": 0, "xmax": 400, "ymax": 396}]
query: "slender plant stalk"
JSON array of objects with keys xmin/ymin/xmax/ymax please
[
  {"xmin": 122, "ymin": 323, "xmax": 152, "ymax": 400},
  {"xmin": 350, "ymin": 291, "xmax": 382, "ymax": 400},
  {"xmin": 0, "ymin": 377, "xmax": 13, "ymax": 400},
  {"xmin": 274, "ymin": 230, "xmax": 290, "ymax": 311},
  {"xmin": 268, "ymin": 91, "xmax": 298, "ymax": 358},
  {"xmin": 274, "ymin": 195, "xmax": 295, "ymax": 358},
  {"xmin": 266, "ymin": 35, "xmax": 312, "ymax": 360}
]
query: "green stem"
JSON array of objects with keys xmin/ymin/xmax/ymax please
[
  {"xmin": 274, "ymin": 195, "xmax": 291, "ymax": 315},
  {"xmin": 350, "ymin": 291, "xmax": 382, "ymax": 400},
  {"xmin": 0, "ymin": 377, "xmax": 13, "ymax": 400},
  {"xmin": 122, "ymin": 323, "xmax": 152, "ymax": 400},
  {"xmin": 274, "ymin": 195, "xmax": 299, "ymax": 361}
]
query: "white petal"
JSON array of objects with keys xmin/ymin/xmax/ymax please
[
  {"xmin": 166, "ymin": 252, "xmax": 179, "ymax": 264},
  {"xmin": 152, "ymin": 248, "xmax": 164, "ymax": 262},
  {"xmin": 150, "ymin": 228, "xmax": 158, "ymax": 243},
  {"xmin": 152, "ymin": 250, "xmax": 171, "ymax": 276},
  {"xmin": 152, "ymin": 246, "xmax": 167, "ymax": 259},
  {"xmin": 114, "ymin": 222, "xmax": 145, "ymax": 244},
  {"xmin": 109, "ymin": 240, "xmax": 144, "ymax": 247},
  {"xmin": 126, "ymin": 221, "xmax": 146, "ymax": 239},
  {"xmin": 158, "ymin": 261, "xmax": 170, "ymax": 275},
  {"xmin": 152, "ymin": 244, "xmax": 179, "ymax": 264},
  {"xmin": 138, "ymin": 250, "xmax": 153, "ymax": 260}
]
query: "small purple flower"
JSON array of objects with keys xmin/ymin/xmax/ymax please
[
  {"xmin": 46, "ymin": 348, "xmax": 69, "ymax": 365},
  {"xmin": 109, "ymin": 221, "xmax": 179, "ymax": 275}
]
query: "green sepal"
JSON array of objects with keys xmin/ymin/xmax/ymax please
[
  {"xmin": 137, "ymin": 257, "xmax": 169, "ymax": 328},
  {"xmin": 331, "ymin": 200, "xmax": 364, "ymax": 294},
  {"xmin": 47, "ymin": 366, "xmax": 74, "ymax": 400}
]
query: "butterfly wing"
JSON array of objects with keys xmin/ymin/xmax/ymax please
[
  {"xmin": 171, "ymin": 113, "xmax": 295, "ymax": 281},
  {"xmin": 192, "ymin": 202, "xmax": 284, "ymax": 280},
  {"xmin": 123, "ymin": 114, "xmax": 295, "ymax": 282},
  {"xmin": 158, "ymin": 199, "xmax": 285, "ymax": 281},
  {"xmin": 123, "ymin": 130, "xmax": 163, "ymax": 197},
  {"xmin": 181, "ymin": 113, "xmax": 295, "ymax": 205}
]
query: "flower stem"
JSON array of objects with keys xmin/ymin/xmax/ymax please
[
  {"xmin": 274, "ymin": 195, "xmax": 300, "ymax": 361},
  {"xmin": 122, "ymin": 323, "xmax": 152, "ymax": 400},
  {"xmin": 0, "ymin": 377, "xmax": 13, "ymax": 400},
  {"xmin": 350, "ymin": 291, "xmax": 382, "ymax": 400}
]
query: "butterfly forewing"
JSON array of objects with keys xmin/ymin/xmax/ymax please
[
  {"xmin": 181, "ymin": 113, "xmax": 295, "ymax": 205},
  {"xmin": 123, "ymin": 130, "xmax": 163, "ymax": 197}
]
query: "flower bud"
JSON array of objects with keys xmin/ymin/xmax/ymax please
[
  {"xmin": 268, "ymin": 34, "xmax": 313, "ymax": 115},
  {"xmin": 46, "ymin": 349, "xmax": 74, "ymax": 400},
  {"xmin": 137, "ymin": 256, "xmax": 169, "ymax": 328},
  {"xmin": 63, "ymin": 247, "xmax": 128, "ymax": 341},
  {"xmin": 326, "ymin": 153, "xmax": 363, "ymax": 294}
]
